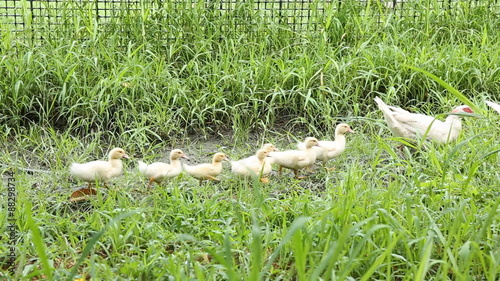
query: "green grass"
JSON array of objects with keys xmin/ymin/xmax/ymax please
[
  {"xmin": 1, "ymin": 118, "xmax": 500, "ymax": 280},
  {"xmin": 1, "ymin": 0, "xmax": 500, "ymax": 279},
  {"xmin": 1, "ymin": 0, "xmax": 498, "ymax": 143}
]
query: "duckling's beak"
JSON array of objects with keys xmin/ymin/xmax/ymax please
[
  {"xmin": 123, "ymin": 154, "xmax": 130, "ymax": 159},
  {"xmin": 182, "ymin": 154, "xmax": 189, "ymax": 159},
  {"xmin": 348, "ymin": 128, "xmax": 355, "ymax": 133}
]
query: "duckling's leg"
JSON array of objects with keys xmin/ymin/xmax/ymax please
[
  {"xmin": 206, "ymin": 176, "xmax": 220, "ymax": 183},
  {"xmin": 260, "ymin": 177, "xmax": 270, "ymax": 184},
  {"xmin": 278, "ymin": 166, "xmax": 283, "ymax": 176},
  {"xmin": 294, "ymin": 169, "xmax": 306, "ymax": 179},
  {"xmin": 322, "ymin": 162, "xmax": 336, "ymax": 172},
  {"xmin": 147, "ymin": 178, "xmax": 155, "ymax": 188},
  {"xmin": 305, "ymin": 164, "xmax": 315, "ymax": 173}
]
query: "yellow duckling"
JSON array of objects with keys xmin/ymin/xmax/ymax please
[
  {"xmin": 183, "ymin": 153, "xmax": 229, "ymax": 185},
  {"xmin": 70, "ymin": 147, "xmax": 129, "ymax": 188},
  {"xmin": 138, "ymin": 149, "xmax": 188, "ymax": 188},
  {"xmin": 231, "ymin": 149, "xmax": 273, "ymax": 183},
  {"xmin": 269, "ymin": 137, "xmax": 319, "ymax": 179}
]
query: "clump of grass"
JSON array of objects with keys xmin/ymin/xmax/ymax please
[
  {"xmin": 3, "ymin": 109, "xmax": 500, "ymax": 279},
  {"xmin": 1, "ymin": 0, "xmax": 499, "ymax": 143}
]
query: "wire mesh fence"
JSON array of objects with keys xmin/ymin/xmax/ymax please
[{"xmin": 0, "ymin": 0, "xmax": 497, "ymax": 44}]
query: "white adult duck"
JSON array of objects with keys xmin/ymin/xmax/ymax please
[
  {"xmin": 183, "ymin": 153, "xmax": 229, "ymax": 185},
  {"xmin": 231, "ymin": 149, "xmax": 273, "ymax": 183},
  {"xmin": 138, "ymin": 149, "xmax": 188, "ymax": 188},
  {"xmin": 269, "ymin": 137, "xmax": 319, "ymax": 179},
  {"xmin": 70, "ymin": 147, "xmax": 130, "ymax": 188},
  {"xmin": 486, "ymin": 100, "xmax": 500, "ymax": 114},
  {"xmin": 299, "ymin": 123, "xmax": 354, "ymax": 170},
  {"xmin": 374, "ymin": 97, "xmax": 474, "ymax": 144}
]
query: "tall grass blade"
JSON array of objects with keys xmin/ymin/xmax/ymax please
[
  {"xmin": 25, "ymin": 204, "xmax": 54, "ymax": 280},
  {"xmin": 415, "ymin": 232, "xmax": 436, "ymax": 281},
  {"xmin": 260, "ymin": 216, "xmax": 310, "ymax": 279},
  {"xmin": 359, "ymin": 233, "xmax": 403, "ymax": 281},
  {"xmin": 249, "ymin": 214, "xmax": 263, "ymax": 281},
  {"xmin": 404, "ymin": 64, "xmax": 481, "ymax": 113},
  {"xmin": 66, "ymin": 211, "xmax": 138, "ymax": 281}
]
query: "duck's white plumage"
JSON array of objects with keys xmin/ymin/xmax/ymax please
[
  {"xmin": 138, "ymin": 149, "xmax": 188, "ymax": 187},
  {"xmin": 183, "ymin": 152, "xmax": 229, "ymax": 185},
  {"xmin": 70, "ymin": 147, "xmax": 129, "ymax": 186},
  {"xmin": 486, "ymin": 100, "xmax": 500, "ymax": 114},
  {"xmin": 374, "ymin": 96, "xmax": 473, "ymax": 144},
  {"xmin": 270, "ymin": 137, "xmax": 319, "ymax": 178}
]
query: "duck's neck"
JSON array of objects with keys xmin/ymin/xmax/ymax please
[
  {"xmin": 170, "ymin": 158, "xmax": 182, "ymax": 169},
  {"xmin": 443, "ymin": 116, "xmax": 463, "ymax": 141},
  {"xmin": 109, "ymin": 158, "xmax": 123, "ymax": 169},
  {"xmin": 304, "ymin": 145, "xmax": 316, "ymax": 157},
  {"xmin": 258, "ymin": 156, "xmax": 266, "ymax": 164},
  {"xmin": 445, "ymin": 115, "xmax": 462, "ymax": 129},
  {"xmin": 445, "ymin": 114, "xmax": 460, "ymax": 121},
  {"xmin": 212, "ymin": 161, "xmax": 223, "ymax": 173},
  {"xmin": 334, "ymin": 133, "xmax": 347, "ymax": 145},
  {"xmin": 305, "ymin": 144, "xmax": 317, "ymax": 162}
]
